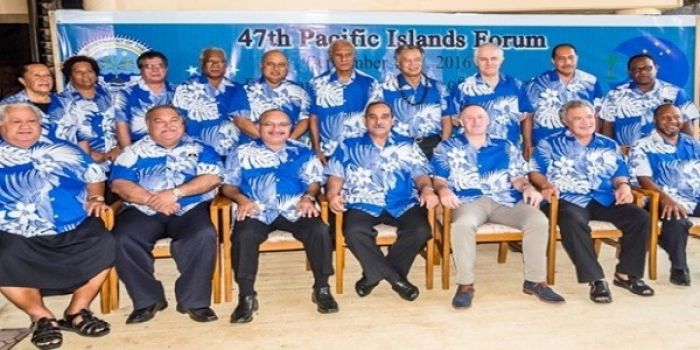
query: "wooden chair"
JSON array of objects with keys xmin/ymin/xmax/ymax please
[
  {"xmin": 98, "ymin": 205, "xmax": 115, "ymax": 314},
  {"xmin": 212, "ymin": 196, "xmax": 329, "ymax": 303},
  {"xmin": 546, "ymin": 189, "xmax": 658, "ymax": 284},
  {"xmin": 434, "ymin": 201, "xmax": 557, "ymax": 290},
  {"xmin": 334, "ymin": 208, "xmax": 435, "ymax": 294},
  {"xmin": 105, "ymin": 201, "xmax": 222, "ymax": 311}
]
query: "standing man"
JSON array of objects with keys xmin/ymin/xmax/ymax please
[
  {"xmin": 451, "ymin": 43, "xmax": 527, "ymax": 146},
  {"xmin": 380, "ymin": 44, "xmax": 453, "ymax": 158},
  {"xmin": 521, "ymin": 43, "xmax": 603, "ymax": 154},
  {"xmin": 600, "ymin": 54, "xmax": 699, "ymax": 147},
  {"xmin": 231, "ymin": 50, "xmax": 310, "ymax": 144},
  {"xmin": 432, "ymin": 104, "xmax": 564, "ymax": 309},
  {"xmin": 115, "ymin": 51, "xmax": 175, "ymax": 147},
  {"xmin": 309, "ymin": 39, "xmax": 382, "ymax": 164},
  {"xmin": 530, "ymin": 99, "xmax": 653, "ymax": 303},
  {"xmin": 630, "ymin": 103, "xmax": 700, "ymax": 286},
  {"xmin": 326, "ymin": 101, "xmax": 438, "ymax": 301},
  {"xmin": 223, "ymin": 109, "xmax": 337, "ymax": 323},
  {"xmin": 111, "ymin": 105, "xmax": 222, "ymax": 324},
  {"xmin": 173, "ymin": 47, "xmax": 241, "ymax": 157},
  {"xmin": 0, "ymin": 62, "xmax": 56, "ymax": 141},
  {"xmin": 0, "ymin": 103, "xmax": 114, "ymax": 349}
]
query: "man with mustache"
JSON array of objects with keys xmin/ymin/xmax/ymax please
[
  {"xmin": 521, "ymin": 43, "xmax": 603, "ymax": 157},
  {"xmin": 600, "ymin": 54, "xmax": 699, "ymax": 147},
  {"xmin": 223, "ymin": 109, "xmax": 337, "ymax": 323},
  {"xmin": 629, "ymin": 103, "xmax": 700, "ymax": 286},
  {"xmin": 326, "ymin": 101, "xmax": 438, "ymax": 301},
  {"xmin": 111, "ymin": 105, "xmax": 222, "ymax": 325}
]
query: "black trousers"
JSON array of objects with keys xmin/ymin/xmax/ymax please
[
  {"xmin": 233, "ymin": 215, "xmax": 333, "ymax": 296},
  {"xmin": 343, "ymin": 205, "xmax": 431, "ymax": 285},
  {"xmin": 659, "ymin": 204, "xmax": 700, "ymax": 270},
  {"xmin": 544, "ymin": 199, "xmax": 650, "ymax": 283},
  {"xmin": 114, "ymin": 202, "xmax": 217, "ymax": 310},
  {"xmin": 415, "ymin": 135, "xmax": 441, "ymax": 159}
]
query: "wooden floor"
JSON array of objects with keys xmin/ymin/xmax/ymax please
[{"xmin": 2, "ymin": 240, "xmax": 700, "ymax": 349}]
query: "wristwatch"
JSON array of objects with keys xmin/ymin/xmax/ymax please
[
  {"xmin": 302, "ymin": 194, "xmax": 316, "ymax": 202},
  {"xmin": 172, "ymin": 187, "xmax": 184, "ymax": 198}
]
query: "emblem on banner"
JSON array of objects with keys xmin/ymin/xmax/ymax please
[{"xmin": 77, "ymin": 35, "xmax": 150, "ymax": 92}]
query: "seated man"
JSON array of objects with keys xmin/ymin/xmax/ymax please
[
  {"xmin": 530, "ymin": 99, "xmax": 653, "ymax": 303},
  {"xmin": 326, "ymin": 101, "xmax": 438, "ymax": 301},
  {"xmin": 0, "ymin": 103, "xmax": 114, "ymax": 349},
  {"xmin": 223, "ymin": 109, "xmax": 337, "ymax": 324},
  {"xmin": 432, "ymin": 105, "xmax": 565, "ymax": 309},
  {"xmin": 630, "ymin": 103, "xmax": 700, "ymax": 286},
  {"xmin": 111, "ymin": 105, "xmax": 222, "ymax": 324}
]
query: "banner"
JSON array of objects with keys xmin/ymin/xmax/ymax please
[{"xmin": 53, "ymin": 10, "xmax": 696, "ymax": 96}]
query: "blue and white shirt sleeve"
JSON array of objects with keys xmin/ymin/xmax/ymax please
[
  {"xmin": 409, "ymin": 142, "xmax": 432, "ymax": 178},
  {"xmin": 197, "ymin": 145, "xmax": 224, "ymax": 177},
  {"xmin": 628, "ymin": 144, "xmax": 652, "ymax": 178},
  {"xmin": 430, "ymin": 141, "xmax": 451, "ymax": 180},
  {"xmin": 299, "ymin": 153, "xmax": 323, "ymax": 187},
  {"xmin": 229, "ymin": 87, "xmax": 252, "ymax": 120},
  {"xmin": 675, "ymin": 89, "xmax": 700, "ymax": 122},
  {"xmin": 223, "ymin": 149, "xmax": 242, "ymax": 186},
  {"xmin": 325, "ymin": 145, "xmax": 346, "ymax": 179},
  {"xmin": 507, "ymin": 142, "xmax": 529, "ymax": 179},
  {"xmin": 110, "ymin": 147, "xmax": 140, "ymax": 183}
]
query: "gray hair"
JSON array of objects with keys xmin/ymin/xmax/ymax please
[
  {"xmin": 559, "ymin": 99, "xmax": 595, "ymax": 121},
  {"xmin": 144, "ymin": 104, "xmax": 183, "ymax": 123},
  {"xmin": 473, "ymin": 43, "xmax": 504, "ymax": 65},
  {"xmin": 0, "ymin": 102, "xmax": 43, "ymax": 125},
  {"xmin": 328, "ymin": 39, "xmax": 355, "ymax": 57},
  {"xmin": 200, "ymin": 47, "xmax": 226, "ymax": 64}
]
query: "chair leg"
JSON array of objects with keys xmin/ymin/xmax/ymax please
[
  {"xmin": 109, "ymin": 268, "xmax": 119, "ymax": 311},
  {"xmin": 425, "ymin": 237, "xmax": 434, "ymax": 290},
  {"xmin": 223, "ymin": 206, "xmax": 233, "ymax": 303},
  {"xmin": 99, "ymin": 274, "xmax": 111, "ymax": 314},
  {"xmin": 593, "ymin": 239, "xmax": 602, "ymax": 257},
  {"xmin": 497, "ymin": 242, "xmax": 508, "ymax": 263},
  {"xmin": 212, "ymin": 242, "xmax": 221, "ymax": 304}
]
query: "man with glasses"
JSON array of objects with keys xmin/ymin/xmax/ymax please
[
  {"xmin": 600, "ymin": 54, "xmax": 699, "ymax": 147},
  {"xmin": 223, "ymin": 109, "xmax": 337, "ymax": 323},
  {"xmin": 115, "ymin": 51, "xmax": 175, "ymax": 147},
  {"xmin": 173, "ymin": 47, "xmax": 241, "ymax": 157}
]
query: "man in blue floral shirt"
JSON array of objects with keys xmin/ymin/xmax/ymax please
[
  {"xmin": 600, "ymin": 54, "xmax": 699, "ymax": 147},
  {"xmin": 223, "ymin": 109, "xmax": 337, "ymax": 323},
  {"xmin": 451, "ymin": 43, "xmax": 526, "ymax": 147},
  {"xmin": 231, "ymin": 50, "xmax": 310, "ymax": 144},
  {"xmin": 630, "ymin": 103, "xmax": 700, "ymax": 286},
  {"xmin": 432, "ymin": 104, "xmax": 564, "ymax": 309},
  {"xmin": 173, "ymin": 47, "xmax": 241, "ymax": 157},
  {"xmin": 521, "ymin": 43, "xmax": 603, "ymax": 154},
  {"xmin": 326, "ymin": 101, "xmax": 438, "ymax": 302},
  {"xmin": 111, "ymin": 105, "xmax": 222, "ymax": 325},
  {"xmin": 379, "ymin": 44, "xmax": 453, "ymax": 158},
  {"xmin": 308, "ymin": 39, "xmax": 382, "ymax": 164},
  {"xmin": 115, "ymin": 51, "xmax": 175, "ymax": 147},
  {"xmin": 530, "ymin": 99, "xmax": 653, "ymax": 304},
  {"xmin": 0, "ymin": 103, "xmax": 114, "ymax": 349}
]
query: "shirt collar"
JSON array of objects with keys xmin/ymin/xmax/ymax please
[
  {"xmin": 329, "ymin": 68, "xmax": 357, "ymax": 84},
  {"xmin": 627, "ymin": 80, "xmax": 660, "ymax": 95},
  {"xmin": 456, "ymin": 133, "xmax": 496, "ymax": 149},
  {"xmin": 397, "ymin": 73, "xmax": 430, "ymax": 90}
]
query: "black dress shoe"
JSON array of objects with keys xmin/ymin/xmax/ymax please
[
  {"xmin": 312, "ymin": 286, "xmax": 339, "ymax": 314},
  {"xmin": 390, "ymin": 279, "xmax": 419, "ymax": 301},
  {"xmin": 125, "ymin": 301, "xmax": 168, "ymax": 324},
  {"xmin": 354, "ymin": 276, "xmax": 379, "ymax": 297},
  {"xmin": 176, "ymin": 306, "xmax": 218, "ymax": 322},
  {"xmin": 670, "ymin": 268, "xmax": 691, "ymax": 286},
  {"xmin": 230, "ymin": 294, "xmax": 258, "ymax": 323}
]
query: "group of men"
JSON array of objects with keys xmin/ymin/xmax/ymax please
[{"xmin": 1, "ymin": 38, "xmax": 699, "ymax": 350}]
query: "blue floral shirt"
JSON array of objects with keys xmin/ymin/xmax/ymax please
[
  {"xmin": 451, "ymin": 73, "xmax": 526, "ymax": 145},
  {"xmin": 599, "ymin": 80, "xmax": 700, "ymax": 146},
  {"xmin": 172, "ymin": 75, "xmax": 241, "ymax": 157},
  {"xmin": 0, "ymin": 90, "xmax": 55, "ymax": 143},
  {"xmin": 230, "ymin": 78, "xmax": 311, "ymax": 144},
  {"xmin": 629, "ymin": 130, "xmax": 700, "ymax": 211},
  {"xmin": 49, "ymin": 83, "xmax": 118, "ymax": 154},
  {"xmin": 224, "ymin": 139, "xmax": 323, "ymax": 224},
  {"xmin": 110, "ymin": 136, "xmax": 223, "ymax": 216},
  {"xmin": 115, "ymin": 78, "xmax": 175, "ymax": 143},
  {"xmin": 380, "ymin": 74, "xmax": 454, "ymax": 139},
  {"xmin": 530, "ymin": 130, "xmax": 628, "ymax": 208},
  {"xmin": 521, "ymin": 69, "xmax": 603, "ymax": 144},
  {"xmin": 325, "ymin": 133, "xmax": 431, "ymax": 217},
  {"xmin": 432, "ymin": 134, "xmax": 528, "ymax": 207},
  {"xmin": 309, "ymin": 69, "xmax": 382, "ymax": 156},
  {"xmin": 0, "ymin": 140, "xmax": 106, "ymax": 237}
]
